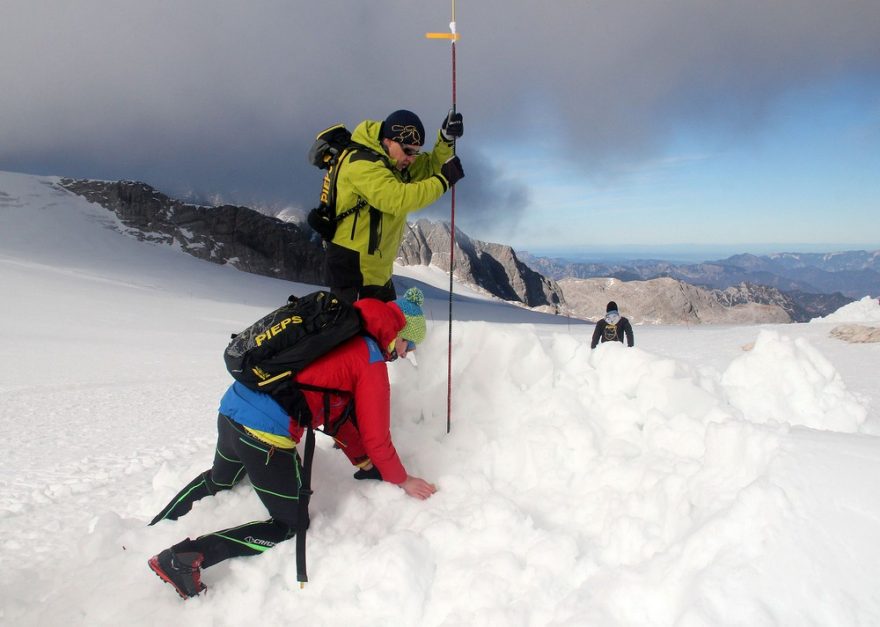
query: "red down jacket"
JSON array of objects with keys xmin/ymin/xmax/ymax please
[{"xmin": 291, "ymin": 297, "xmax": 408, "ymax": 484}]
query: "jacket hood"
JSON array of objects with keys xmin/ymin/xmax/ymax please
[
  {"xmin": 354, "ymin": 297, "xmax": 405, "ymax": 350},
  {"xmin": 351, "ymin": 120, "xmax": 389, "ymax": 159},
  {"xmin": 605, "ymin": 311, "xmax": 621, "ymax": 325}
]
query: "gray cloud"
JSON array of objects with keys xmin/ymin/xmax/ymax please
[
  {"xmin": 411, "ymin": 147, "xmax": 532, "ymax": 245},
  {"xmin": 2, "ymin": 0, "xmax": 879, "ymax": 240}
]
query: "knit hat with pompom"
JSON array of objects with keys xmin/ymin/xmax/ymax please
[{"xmin": 394, "ymin": 287, "xmax": 426, "ymax": 344}]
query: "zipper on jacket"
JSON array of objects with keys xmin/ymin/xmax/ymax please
[
  {"xmin": 368, "ymin": 207, "xmax": 382, "ymax": 254},
  {"xmin": 349, "ymin": 209, "xmax": 359, "ymax": 240}
]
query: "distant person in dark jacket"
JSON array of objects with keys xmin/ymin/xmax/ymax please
[{"xmin": 591, "ymin": 301, "xmax": 634, "ymax": 348}]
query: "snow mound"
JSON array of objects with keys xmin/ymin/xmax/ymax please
[
  {"xmin": 811, "ymin": 295, "xmax": 880, "ymax": 323},
  {"xmin": 721, "ymin": 330, "xmax": 866, "ymax": 432}
]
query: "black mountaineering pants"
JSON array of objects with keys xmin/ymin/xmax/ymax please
[{"xmin": 150, "ymin": 413, "xmax": 303, "ymax": 568}]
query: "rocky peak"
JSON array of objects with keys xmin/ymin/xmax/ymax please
[{"xmin": 399, "ymin": 219, "xmax": 565, "ymax": 311}]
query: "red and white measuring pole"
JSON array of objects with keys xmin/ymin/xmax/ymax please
[{"xmin": 426, "ymin": 2, "xmax": 459, "ymax": 434}]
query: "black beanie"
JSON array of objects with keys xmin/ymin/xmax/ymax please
[
  {"xmin": 381, "ymin": 109, "xmax": 425, "ymax": 146},
  {"xmin": 606, "ymin": 301, "xmax": 618, "ymax": 313}
]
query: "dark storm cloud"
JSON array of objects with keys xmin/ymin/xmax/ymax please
[
  {"xmin": 414, "ymin": 147, "xmax": 531, "ymax": 240},
  {"xmin": 2, "ymin": 0, "xmax": 879, "ymax": 237}
]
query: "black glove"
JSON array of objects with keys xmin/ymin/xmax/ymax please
[
  {"xmin": 440, "ymin": 156, "xmax": 465, "ymax": 187},
  {"xmin": 441, "ymin": 110, "xmax": 464, "ymax": 141},
  {"xmin": 353, "ymin": 465, "xmax": 382, "ymax": 481}
]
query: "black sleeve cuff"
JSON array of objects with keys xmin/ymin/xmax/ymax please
[{"xmin": 433, "ymin": 173, "xmax": 449, "ymax": 193}]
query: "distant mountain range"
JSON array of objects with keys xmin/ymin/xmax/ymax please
[
  {"xmin": 56, "ymin": 176, "xmax": 865, "ymax": 324},
  {"xmin": 519, "ymin": 250, "xmax": 876, "ymax": 321},
  {"xmin": 518, "ymin": 251, "xmax": 880, "ymax": 300}
]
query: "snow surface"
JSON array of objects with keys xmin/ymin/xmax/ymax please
[{"xmin": 2, "ymin": 171, "xmax": 880, "ymax": 626}]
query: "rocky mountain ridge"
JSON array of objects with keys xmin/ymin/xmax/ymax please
[
  {"xmin": 57, "ymin": 178, "xmax": 559, "ymax": 310},
  {"xmin": 60, "ymin": 178, "xmax": 324, "ymax": 284},
  {"xmin": 57, "ymin": 177, "xmax": 847, "ymax": 324},
  {"xmin": 558, "ymin": 277, "xmax": 792, "ymax": 324}
]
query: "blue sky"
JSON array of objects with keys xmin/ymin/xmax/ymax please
[
  {"xmin": 498, "ymin": 78, "xmax": 880, "ymax": 256},
  {"xmin": 1, "ymin": 0, "xmax": 879, "ymax": 259}
]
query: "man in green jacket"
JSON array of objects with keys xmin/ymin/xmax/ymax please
[{"xmin": 325, "ymin": 109, "xmax": 465, "ymax": 303}]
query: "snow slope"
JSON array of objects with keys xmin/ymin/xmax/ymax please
[{"xmin": 2, "ymin": 171, "xmax": 880, "ymax": 626}]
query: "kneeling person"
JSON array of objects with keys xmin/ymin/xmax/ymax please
[{"xmin": 147, "ymin": 288, "xmax": 435, "ymax": 599}]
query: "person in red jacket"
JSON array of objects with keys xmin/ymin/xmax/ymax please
[{"xmin": 147, "ymin": 287, "xmax": 435, "ymax": 599}]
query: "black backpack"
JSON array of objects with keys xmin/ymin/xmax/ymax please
[
  {"xmin": 602, "ymin": 323, "xmax": 619, "ymax": 343},
  {"xmin": 224, "ymin": 290, "xmax": 363, "ymax": 395},
  {"xmin": 305, "ymin": 124, "xmax": 370, "ymax": 242},
  {"xmin": 223, "ymin": 290, "xmax": 364, "ymax": 586}
]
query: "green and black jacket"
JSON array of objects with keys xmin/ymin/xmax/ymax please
[{"xmin": 326, "ymin": 119, "xmax": 454, "ymax": 289}]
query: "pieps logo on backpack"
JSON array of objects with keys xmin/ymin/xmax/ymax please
[
  {"xmin": 253, "ymin": 314, "xmax": 303, "ymax": 347},
  {"xmin": 320, "ymin": 171, "xmax": 332, "ymax": 207}
]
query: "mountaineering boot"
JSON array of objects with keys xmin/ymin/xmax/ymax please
[{"xmin": 147, "ymin": 548, "xmax": 207, "ymax": 599}]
